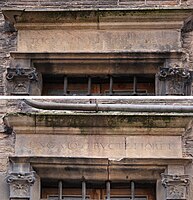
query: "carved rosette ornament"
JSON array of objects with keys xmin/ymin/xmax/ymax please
[
  {"xmin": 157, "ymin": 66, "xmax": 192, "ymax": 95},
  {"xmin": 6, "ymin": 65, "xmax": 38, "ymax": 95},
  {"xmin": 6, "ymin": 171, "xmax": 36, "ymax": 199},
  {"xmin": 161, "ymin": 174, "xmax": 189, "ymax": 200}
]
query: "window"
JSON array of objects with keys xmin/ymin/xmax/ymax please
[
  {"xmin": 41, "ymin": 180, "xmax": 156, "ymax": 200},
  {"xmin": 42, "ymin": 74, "xmax": 155, "ymax": 96}
]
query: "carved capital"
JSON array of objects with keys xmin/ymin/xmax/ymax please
[
  {"xmin": 161, "ymin": 174, "xmax": 189, "ymax": 200},
  {"xmin": 157, "ymin": 67, "xmax": 192, "ymax": 95},
  {"xmin": 158, "ymin": 67, "xmax": 191, "ymax": 81},
  {"xmin": 6, "ymin": 171, "xmax": 36, "ymax": 199},
  {"xmin": 6, "ymin": 66, "xmax": 39, "ymax": 95},
  {"xmin": 6, "ymin": 67, "xmax": 38, "ymax": 81}
]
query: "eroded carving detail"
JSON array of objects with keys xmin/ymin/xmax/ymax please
[
  {"xmin": 6, "ymin": 65, "xmax": 38, "ymax": 95},
  {"xmin": 7, "ymin": 171, "xmax": 36, "ymax": 199},
  {"xmin": 11, "ymin": 182, "xmax": 29, "ymax": 198},
  {"xmin": 158, "ymin": 67, "xmax": 191, "ymax": 80},
  {"xmin": 162, "ymin": 174, "xmax": 189, "ymax": 200},
  {"xmin": 157, "ymin": 67, "xmax": 192, "ymax": 95},
  {"xmin": 7, "ymin": 171, "xmax": 36, "ymax": 184},
  {"xmin": 183, "ymin": 120, "xmax": 193, "ymax": 157},
  {"xmin": 6, "ymin": 66, "xmax": 38, "ymax": 81}
]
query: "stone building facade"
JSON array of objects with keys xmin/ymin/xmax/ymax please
[
  {"xmin": 1, "ymin": 0, "xmax": 193, "ymax": 200},
  {"xmin": 0, "ymin": 98, "xmax": 193, "ymax": 200},
  {"xmin": 1, "ymin": 0, "xmax": 193, "ymax": 96}
]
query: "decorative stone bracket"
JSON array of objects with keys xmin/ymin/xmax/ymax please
[
  {"xmin": 161, "ymin": 174, "xmax": 190, "ymax": 200},
  {"xmin": 6, "ymin": 66, "xmax": 39, "ymax": 95},
  {"xmin": 6, "ymin": 170, "xmax": 36, "ymax": 200},
  {"xmin": 156, "ymin": 67, "xmax": 192, "ymax": 95}
]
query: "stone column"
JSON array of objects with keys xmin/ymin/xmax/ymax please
[
  {"xmin": 6, "ymin": 167, "xmax": 36, "ymax": 200},
  {"xmin": 161, "ymin": 174, "xmax": 189, "ymax": 200}
]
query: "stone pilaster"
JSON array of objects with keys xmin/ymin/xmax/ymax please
[
  {"xmin": 161, "ymin": 174, "xmax": 189, "ymax": 200},
  {"xmin": 6, "ymin": 169, "xmax": 36, "ymax": 200}
]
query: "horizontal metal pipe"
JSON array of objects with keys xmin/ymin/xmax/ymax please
[{"xmin": 24, "ymin": 99, "xmax": 193, "ymax": 113}]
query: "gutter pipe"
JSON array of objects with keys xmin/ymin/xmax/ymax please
[{"xmin": 24, "ymin": 99, "xmax": 193, "ymax": 113}]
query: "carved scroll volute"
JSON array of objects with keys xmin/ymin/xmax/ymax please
[
  {"xmin": 161, "ymin": 174, "xmax": 189, "ymax": 200},
  {"xmin": 6, "ymin": 65, "xmax": 39, "ymax": 95},
  {"xmin": 156, "ymin": 66, "xmax": 192, "ymax": 96},
  {"xmin": 6, "ymin": 171, "xmax": 36, "ymax": 199}
]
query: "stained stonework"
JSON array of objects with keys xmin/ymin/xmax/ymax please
[
  {"xmin": 17, "ymin": 29, "xmax": 181, "ymax": 53},
  {"xmin": 0, "ymin": 0, "xmax": 17, "ymax": 96},
  {"xmin": 15, "ymin": 134, "xmax": 182, "ymax": 159}
]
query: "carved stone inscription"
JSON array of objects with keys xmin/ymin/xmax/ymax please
[
  {"xmin": 15, "ymin": 135, "xmax": 182, "ymax": 159},
  {"xmin": 18, "ymin": 30, "xmax": 180, "ymax": 52}
]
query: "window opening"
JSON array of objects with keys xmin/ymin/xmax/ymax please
[
  {"xmin": 42, "ymin": 74, "xmax": 155, "ymax": 96},
  {"xmin": 41, "ymin": 180, "xmax": 155, "ymax": 200}
]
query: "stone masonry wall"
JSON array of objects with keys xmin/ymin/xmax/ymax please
[
  {"xmin": 0, "ymin": 99, "xmax": 15, "ymax": 200},
  {"xmin": 0, "ymin": 0, "xmax": 17, "ymax": 96}
]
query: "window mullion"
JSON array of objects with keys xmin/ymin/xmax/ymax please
[
  {"xmin": 87, "ymin": 76, "xmax": 91, "ymax": 96},
  {"xmin": 106, "ymin": 181, "xmax": 111, "ymax": 200},
  {"xmin": 109, "ymin": 76, "xmax": 113, "ymax": 95},
  {"xmin": 58, "ymin": 181, "xmax": 63, "ymax": 200},
  {"xmin": 82, "ymin": 181, "xmax": 86, "ymax": 200},
  {"xmin": 64, "ymin": 76, "xmax": 68, "ymax": 96},
  {"xmin": 133, "ymin": 76, "xmax": 137, "ymax": 95},
  {"xmin": 131, "ymin": 181, "xmax": 135, "ymax": 200}
]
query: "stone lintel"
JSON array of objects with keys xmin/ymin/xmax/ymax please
[
  {"xmin": 10, "ymin": 157, "xmax": 192, "ymax": 166},
  {"xmin": 10, "ymin": 51, "xmax": 184, "ymax": 60},
  {"xmin": 9, "ymin": 157, "xmax": 191, "ymax": 182},
  {"xmin": 9, "ymin": 52, "xmax": 184, "ymax": 75}
]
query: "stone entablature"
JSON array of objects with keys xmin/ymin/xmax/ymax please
[
  {"xmin": 2, "ymin": 9, "xmax": 192, "ymax": 53},
  {"xmin": 5, "ymin": 111, "xmax": 193, "ymax": 159}
]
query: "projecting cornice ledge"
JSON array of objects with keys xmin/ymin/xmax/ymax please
[{"xmin": 2, "ymin": 8, "xmax": 193, "ymax": 30}]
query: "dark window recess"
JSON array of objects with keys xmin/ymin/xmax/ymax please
[
  {"xmin": 42, "ymin": 74, "xmax": 155, "ymax": 96},
  {"xmin": 41, "ymin": 180, "xmax": 156, "ymax": 200}
]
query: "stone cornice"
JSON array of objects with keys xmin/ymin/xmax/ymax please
[
  {"xmin": 2, "ymin": 8, "xmax": 193, "ymax": 30},
  {"xmin": 4, "ymin": 112, "xmax": 192, "ymax": 135}
]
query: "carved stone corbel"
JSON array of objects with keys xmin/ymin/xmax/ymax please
[
  {"xmin": 161, "ymin": 174, "xmax": 189, "ymax": 200},
  {"xmin": 6, "ymin": 171, "xmax": 36, "ymax": 199},
  {"xmin": 156, "ymin": 66, "xmax": 192, "ymax": 95},
  {"xmin": 6, "ymin": 65, "xmax": 38, "ymax": 95}
]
